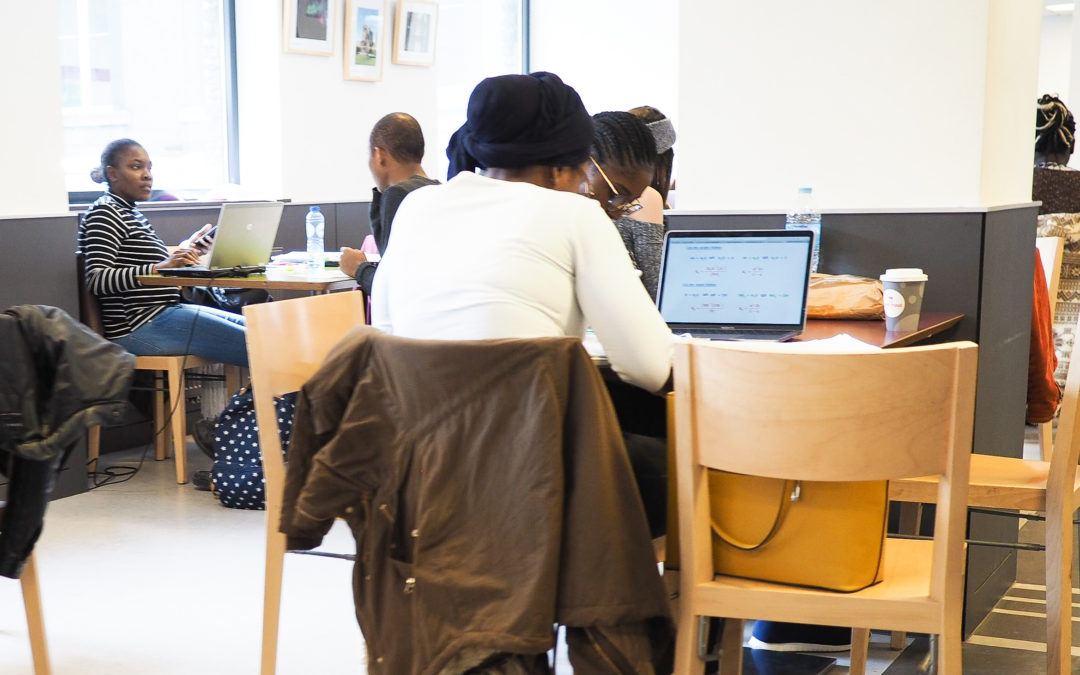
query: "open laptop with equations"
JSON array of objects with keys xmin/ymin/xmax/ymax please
[
  {"xmin": 158, "ymin": 202, "xmax": 285, "ymax": 278},
  {"xmin": 655, "ymin": 229, "xmax": 814, "ymax": 341}
]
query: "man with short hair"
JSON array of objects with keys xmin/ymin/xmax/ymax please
[{"xmin": 340, "ymin": 112, "xmax": 439, "ymax": 294}]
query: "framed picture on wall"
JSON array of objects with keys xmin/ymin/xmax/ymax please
[
  {"xmin": 343, "ymin": 0, "xmax": 386, "ymax": 81},
  {"xmin": 392, "ymin": 0, "xmax": 438, "ymax": 66},
  {"xmin": 283, "ymin": 0, "xmax": 338, "ymax": 55}
]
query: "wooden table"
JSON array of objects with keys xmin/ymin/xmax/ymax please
[
  {"xmin": 137, "ymin": 267, "xmax": 357, "ymax": 294},
  {"xmin": 799, "ymin": 311, "xmax": 964, "ymax": 348}
]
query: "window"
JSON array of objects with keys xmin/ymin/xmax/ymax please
[
  {"xmin": 58, "ymin": 0, "xmax": 236, "ymax": 201},
  {"xmin": 432, "ymin": 1, "xmax": 527, "ymax": 180}
]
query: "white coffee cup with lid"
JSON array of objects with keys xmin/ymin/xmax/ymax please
[{"xmin": 879, "ymin": 268, "xmax": 928, "ymax": 332}]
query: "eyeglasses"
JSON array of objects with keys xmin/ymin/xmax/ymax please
[{"xmin": 586, "ymin": 157, "xmax": 643, "ymax": 217}]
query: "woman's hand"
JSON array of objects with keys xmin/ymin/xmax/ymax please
[
  {"xmin": 153, "ymin": 248, "xmax": 202, "ymax": 271},
  {"xmin": 180, "ymin": 223, "xmax": 215, "ymax": 255}
]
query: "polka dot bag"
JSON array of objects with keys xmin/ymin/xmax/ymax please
[{"xmin": 210, "ymin": 387, "xmax": 297, "ymax": 510}]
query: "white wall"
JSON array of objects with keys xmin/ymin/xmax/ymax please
[
  {"xmin": 1039, "ymin": 12, "xmax": 1072, "ymax": 100},
  {"xmin": 980, "ymin": 0, "xmax": 1043, "ymax": 205},
  {"xmin": 677, "ymin": 0, "xmax": 1041, "ymax": 211},
  {"xmin": 529, "ymin": 0, "xmax": 679, "ymax": 135},
  {"xmin": 0, "ymin": 2, "xmax": 68, "ymax": 217},
  {"xmin": 236, "ymin": 1, "xmax": 439, "ymax": 202}
]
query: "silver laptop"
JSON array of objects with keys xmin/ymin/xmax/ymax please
[
  {"xmin": 655, "ymin": 229, "xmax": 814, "ymax": 341},
  {"xmin": 159, "ymin": 202, "xmax": 285, "ymax": 277}
]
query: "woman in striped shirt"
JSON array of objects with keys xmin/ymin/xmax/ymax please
[{"xmin": 77, "ymin": 138, "xmax": 248, "ymax": 366}]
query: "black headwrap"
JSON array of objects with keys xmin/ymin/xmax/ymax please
[{"xmin": 446, "ymin": 72, "xmax": 594, "ymax": 179}]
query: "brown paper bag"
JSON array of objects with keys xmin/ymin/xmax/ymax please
[{"xmin": 806, "ymin": 273, "xmax": 884, "ymax": 319}]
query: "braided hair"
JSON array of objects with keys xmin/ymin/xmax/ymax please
[
  {"xmin": 629, "ymin": 106, "xmax": 674, "ymax": 204},
  {"xmin": 590, "ymin": 111, "xmax": 656, "ymax": 178},
  {"xmin": 90, "ymin": 138, "xmax": 143, "ymax": 186},
  {"xmin": 1036, "ymin": 94, "xmax": 1076, "ymax": 159}
]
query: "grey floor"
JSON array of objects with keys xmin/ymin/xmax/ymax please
[{"xmin": 0, "ymin": 436, "xmax": 1071, "ymax": 674}]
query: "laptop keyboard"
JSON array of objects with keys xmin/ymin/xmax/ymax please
[{"xmin": 687, "ymin": 329, "xmax": 792, "ymax": 341}]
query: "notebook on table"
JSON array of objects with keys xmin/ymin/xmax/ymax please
[
  {"xmin": 158, "ymin": 202, "xmax": 285, "ymax": 279},
  {"xmin": 655, "ymin": 229, "xmax": 814, "ymax": 341}
]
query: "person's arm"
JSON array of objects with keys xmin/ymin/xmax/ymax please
[
  {"xmin": 370, "ymin": 244, "xmax": 393, "ymax": 333},
  {"xmin": 573, "ymin": 203, "xmax": 672, "ymax": 392},
  {"xmin": 81, "ymin": 208, "xmax": 161, "ymax": 296},
  {"xmin": 627, "ymin": 185, "xmax": 665, "ymax": 225},
  {"xmin": 617, "ymin": 216, "xmax": 664, "ymax": 303}
]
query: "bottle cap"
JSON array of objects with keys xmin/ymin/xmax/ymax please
[
  {"xmin": 798, "ymin": 187, "xmax": 812, "ymax": 194},
  {"xmin": 310, "ymin": 206, "xmax": 322, "ymax": 213}
]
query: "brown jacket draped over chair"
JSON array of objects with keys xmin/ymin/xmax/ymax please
[{"xmin": 280, "ymin": 328, "xmax": 673, "ymax": 674}]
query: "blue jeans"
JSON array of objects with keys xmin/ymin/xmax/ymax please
[{"xmin": 114, "ymin": 303, "xmax": 248, "ymax": 367}]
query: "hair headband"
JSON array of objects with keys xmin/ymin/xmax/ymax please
[{"xmin": 646, "ymin": 118, "xmax": 676, "ymax": 154}]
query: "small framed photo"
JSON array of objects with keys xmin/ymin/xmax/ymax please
[
  {"xmin": 343, "ymin": 0, "xmax": 386, "ymax": 81},
  {"xmin": 283, "ymin": 0, "xmax": 338, "ymax": 56},
  {"xmin": 392, "ymin": 0, "xmax": 438, "ymax": 67}
]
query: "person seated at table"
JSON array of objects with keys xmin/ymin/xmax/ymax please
[
  {"xmin": 78, "ymin": 138, "xmax": 248, "ymax": 367},
  {"xmin": 371, "ymin": 72, "xmax": 671, "ymax": 394},
  {"xmin": 339, "ymin": 112, "xmax": 439, "ymax": 295},
  {"xmin": 588, "ymin": 110, "xmax": 664, "ymax": 301},
  {"xmin": 78, "ymin": 139, "xmax": 248, "ymax": 488},
  {"xmin": 629, "ymin": 104, "xmax": 677, "ymax": 220}
]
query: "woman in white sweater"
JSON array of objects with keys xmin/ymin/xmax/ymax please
[{"xmin": 371, "ymin": 72, "xmax": 671, "ymax": 393}]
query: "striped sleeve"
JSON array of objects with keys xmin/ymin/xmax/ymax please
[{"xmin": 81, "ymin": 205, "xmax": 160, "ymax": 296}]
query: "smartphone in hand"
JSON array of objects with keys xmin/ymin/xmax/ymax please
[{"xmin": 196, "ymin": 226, "xmax": 218, "ymax": 246}]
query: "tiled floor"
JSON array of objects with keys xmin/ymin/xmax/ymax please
[{"xmin": 0, "ymin": 437, "xmax": 1073, "ymax": 674}]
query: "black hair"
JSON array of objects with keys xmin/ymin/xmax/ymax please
[
  {"xmin": 370, "ymin": 112, "xmax": 425, "ymax": 164},
  {"xmin": 90, "ymin": 138, "xmax": 144, "ymax": 185},
  {"xmin": 1036, "ymin": 94, "xmax": 1076, "ymax": 157},
  {"xmin": 630, "ymin": 105, "xmax": 674, "ymax": 204},
  {"xmin": 590, "ymin": 111, "xmax": 656, "ymax": 177}
]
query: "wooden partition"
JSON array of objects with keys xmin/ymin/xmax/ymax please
[{"xmin": 667, "ymin": 204, "xmax": 1039, "ymax": 636}]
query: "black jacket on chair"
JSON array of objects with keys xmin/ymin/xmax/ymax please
[{"xmin": 0, "ymin": 305, "xmax": 134, "ymax": 578}]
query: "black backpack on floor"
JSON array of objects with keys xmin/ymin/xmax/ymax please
[{"xmin": 210, "ymin": 387, "xmax": 297, "ymax": 510}]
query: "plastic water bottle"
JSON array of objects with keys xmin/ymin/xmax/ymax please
[
  {"xmin": 785, "ymin": 187, "xmax": 821, "ymax": 273},
  {"xmin": 305, "ymin": 206, "xmax": 325, "ymax": 272}
]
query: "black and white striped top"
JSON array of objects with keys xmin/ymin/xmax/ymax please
[{"xmin": 77, "ymin": 192, "xmax": 179, "ymax": 340}]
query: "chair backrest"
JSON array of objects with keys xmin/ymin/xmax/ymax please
[
  {"xmin": 1045, "ymin": 301, "xmax": 1080, "ymax": 501},
  {"xmin": 672, "ymin": 340, "xmax": 977, "ymax": 601},
  {"xmin": 74, "ymin": 251, "xmax": 106, "ymax": 337},
  {"xmin": 243, "ymin": 292, "xmax": 367, "ymax": 516}
]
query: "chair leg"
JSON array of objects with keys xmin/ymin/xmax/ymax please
[
  {"xmin": 166, "ymin": 361, "xmax": 187, "ymax": 484},
  {"xmin": 938, "ymin": 627, "xmax": 961, "ymax": 675},
  {"xmin": 849, "ymin": 627, "xmax": 869, "ymax": 675},
  {"xmin": 87, "ymin": 425, "xmax": 100, "ymax": 475},
  {"xmin": 261, "ymin": 529, "xmax": 288, "ymax": 675},
  {"xmin": 674, "ymin": 612, "xmax": 706, "ymax": 675},
  {"xmin": 154, "ymin": 372, "xmax": 168, "ymax": 461},
  {"xmin": 1046, "ymin": 503, "xmax": 1073, "ymax": 674},
  {"xmin": 225, "ymin": 365, "xmax": 243, "ymax": 395},
  {"xmin": 21, "ymin": 554, "xmax": 51, "ymax": 675},
  {"xmin": 890, "ymin": 631, "xmax": 907, "ymax": 650},
  {"xmin": 719, "ymin": 618, "xmax": 744, "ymax": 675}
]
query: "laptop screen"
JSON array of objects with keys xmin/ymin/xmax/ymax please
[{"xmin": 657, "ymin": 230, "xmax": 813, "ymax": 330}]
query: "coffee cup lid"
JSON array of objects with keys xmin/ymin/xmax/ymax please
[{"xmin": 880, "ymin": 268, "xmax": 927, "ymax": 282}]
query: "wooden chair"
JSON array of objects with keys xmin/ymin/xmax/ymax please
[
  {"xmin": 243, "ymin": 291, "xmax": 366, "ymax": 675},
  {"xmin": 2, "ymin": 504, "xmax": 50, "ymax": 674},
  {"xmin": 672, "ymin": 340, "xmax": 977, "ymax": 675},
  {"xmin": 76, "ymin": 252, "xmax": 240, "ymax": 483},
  {"xmin": 1036, "ymin": 236, "xmax": 1065, "ymax": 460},
  {"xmin": 891, "ymin": 304, "xmax": 1080, "ymax": 675}
]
